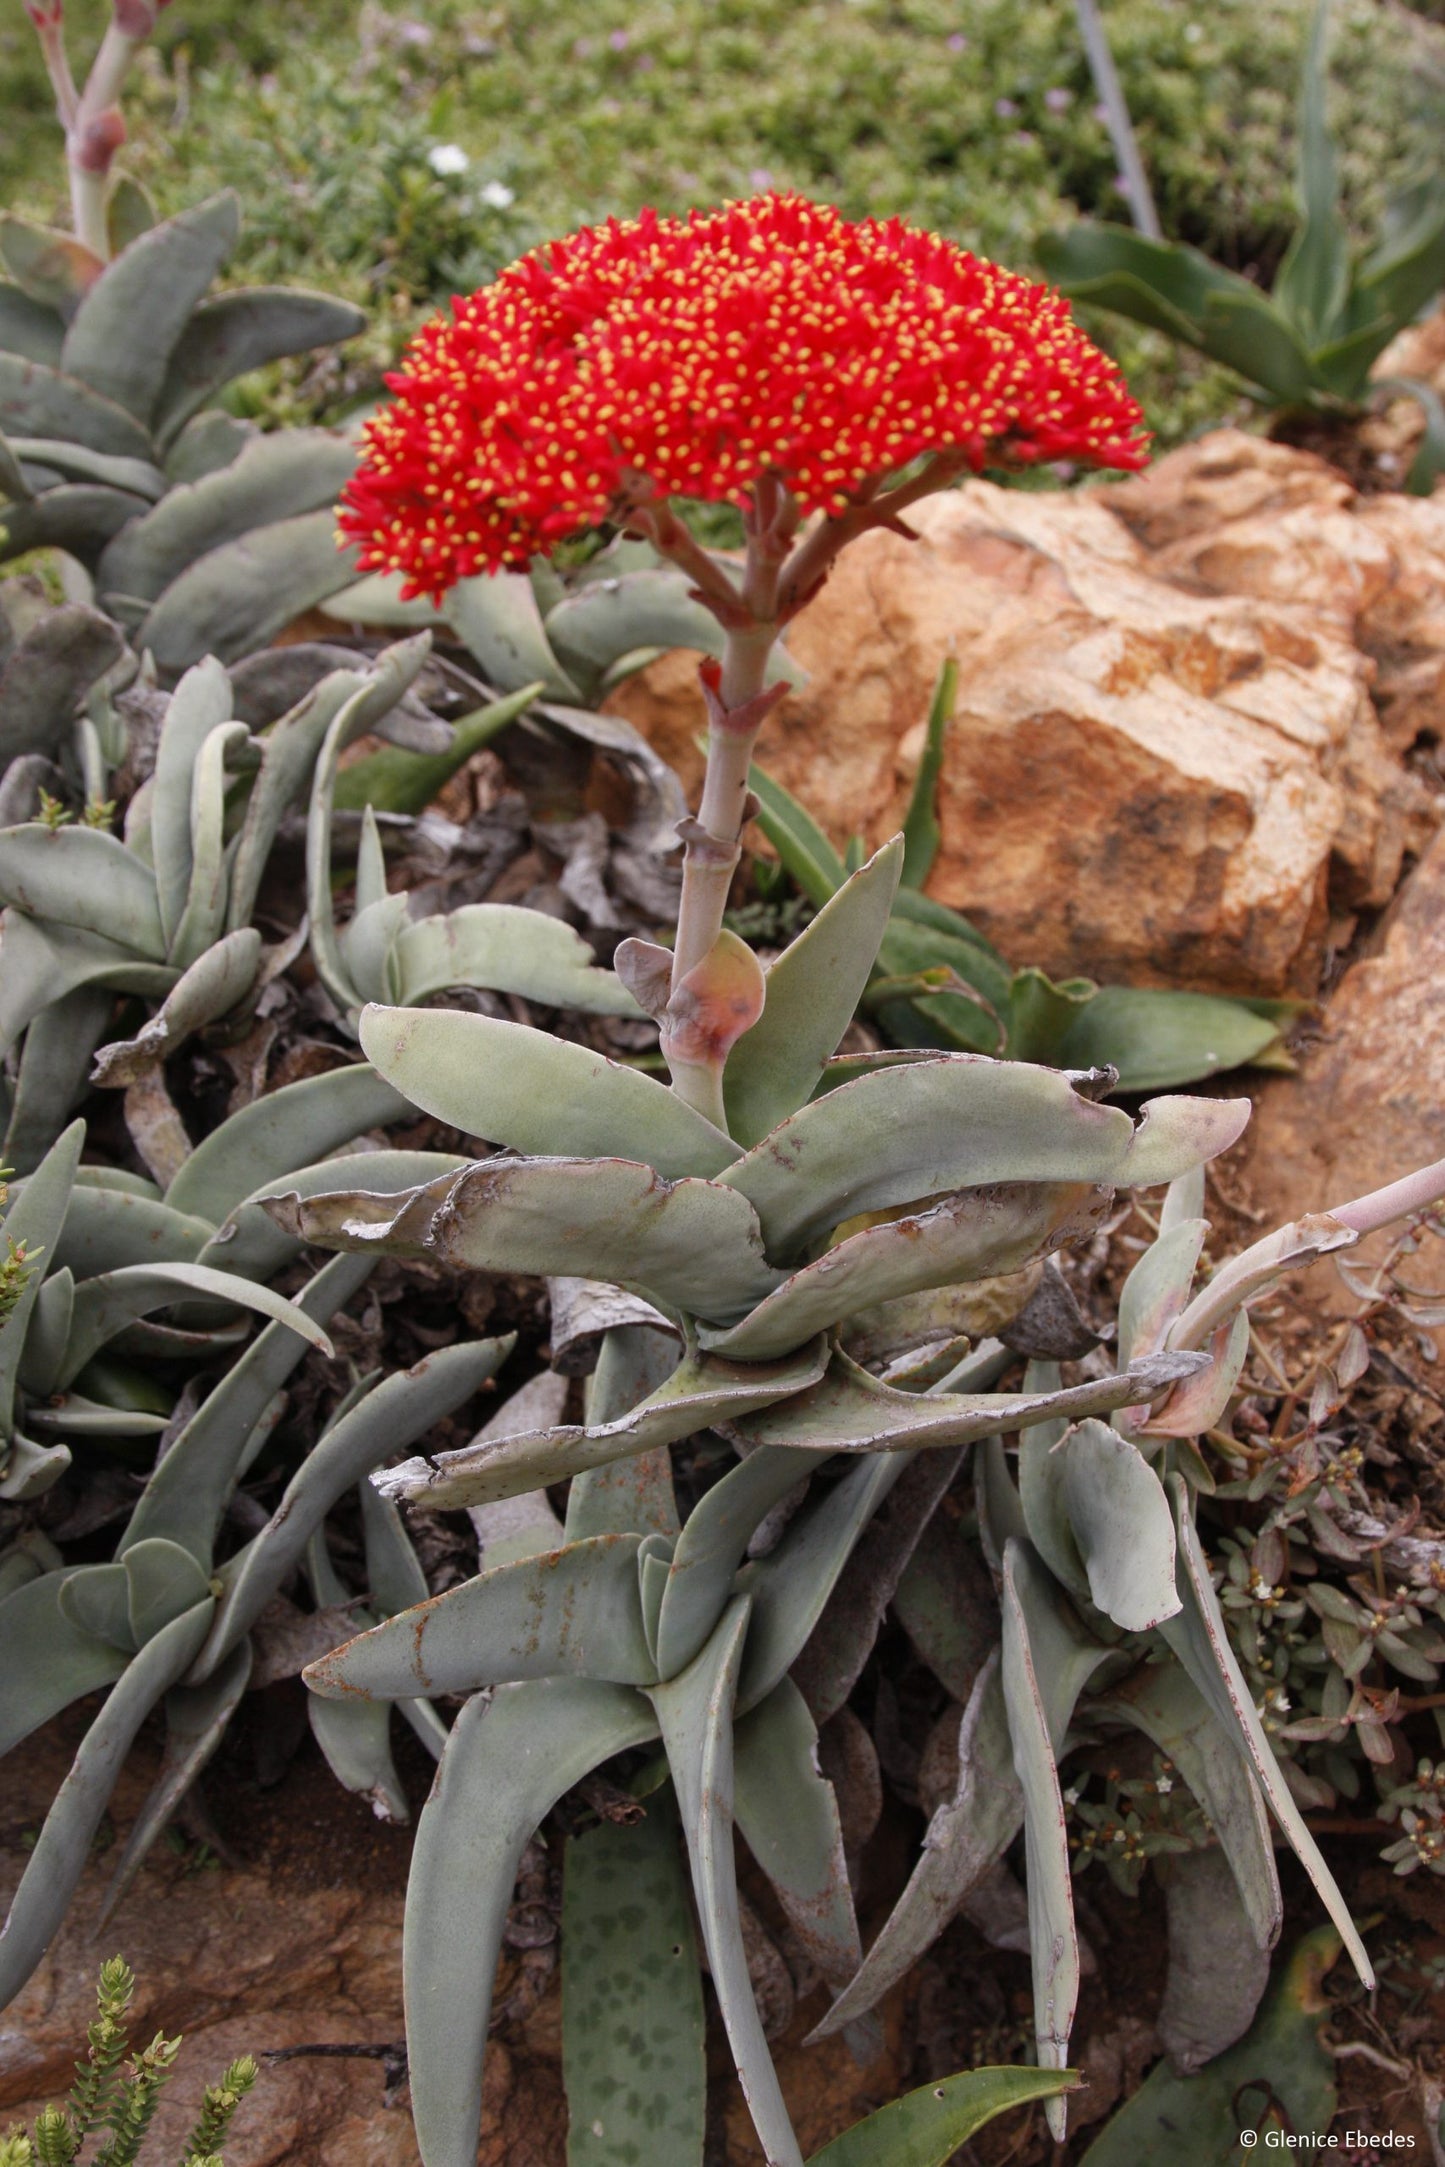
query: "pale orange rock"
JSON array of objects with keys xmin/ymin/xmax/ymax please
[
  {"xmin": 608, "ymin": 437, "xmax": 1439, "ymax": 995},
  {"xmin": 1241, "ymin": 826, "xmax": 1445, "ymax": 1323}
]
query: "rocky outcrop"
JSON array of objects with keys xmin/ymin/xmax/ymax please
[{"xmin": 607, "ymin": 432, "xmax": 1441, "ymax": 996}]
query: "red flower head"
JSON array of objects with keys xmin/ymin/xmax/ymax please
[{"xmin": 340, "ymin": 193, "xmax": 1148, "ymax": 601}]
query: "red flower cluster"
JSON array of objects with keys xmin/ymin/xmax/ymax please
[{"xmin": 340, "ymin": 193, "xmax": 1148, "ymax": 599}]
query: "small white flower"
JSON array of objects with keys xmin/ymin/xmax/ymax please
[
  {"xmin": 1155, "ymin": 1773, "xmax": 1174, "ymax": 1795},
  {"xmin": 480, "ymin": 179, "xmax": 516, "ymax": 210},
  {"xmin": 427, "ymin": 144, "xmax": 470, "ymax": 178},
  {"xmin": 1063, "ymin": 1786, "xmax": 1080, "ymax": 1806}
]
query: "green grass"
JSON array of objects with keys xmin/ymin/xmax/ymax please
[{"xmin": 4, "ymin": 0, "xmax": 1444, "ymax": 445}]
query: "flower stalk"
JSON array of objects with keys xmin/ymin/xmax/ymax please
[{"xmin": 24, "ymin": 0, "xmax": 170, "ymax": 259}]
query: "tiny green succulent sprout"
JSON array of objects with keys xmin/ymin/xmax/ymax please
[
  {"xmin": 0, "ymin": 1951, "xmax": 256, "ymax": 2166},
  {"xmin": 1038, "ymin": 0, "xmax": 1445, "ymax": 490}
]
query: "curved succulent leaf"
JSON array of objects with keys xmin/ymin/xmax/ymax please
[
  {"xmin": 0, "ymin": 480, "xmax": 149, "ymax": 562},
  {"xmin": 0, "ymin": 602, "xmax": 125, "ymax": 764},
  {"xmin": 734, "ymin": 1675, "xmax": 861, "ymax": 1989},
  {"xmin": 651, "ymin": 1594, "xmax": 804, "ymax": 2167},
  {"xmin": 91, "ymin": 927, "xmax": 263, "ymax": 1089},
  {"xmin": 333, "ymin": 681, "xmax": 540, "ymax": 816},
  {"xmin": 0, "ymin": 352, "xmax": 152, "ymax": 457},
  {"xmin": 1117, "ymin": 1219, "xmax": 1207, "ymax": 1371},
  {"xmin": 723, "ymin": 838, "xmax": 903, "ymax": 1148},
  {"xmin": 97, "ymin": 430, "xmax": 356, "ymax": 611},
  {"xmin": 807, "ymin": 2064, "xmax": 1078, "ymax": 2167},
  {"xmin": 358, "ymin": 1004, "xmax": 739, "ymax": 1179},
  {"xmin": 164, "ymin": 1061, "xmax": 409, "ymax": 1223},
  {"xmin": 1015, "ymin": 1371, "xmax": 1091, "ymax": 1604},
  {"xmin": 267, "ymin": 1154, "xmax": 779, "ymax": 1324},
  {"xmin": 542, "ymin": 567, "xmax": 725, "ymax": 688},
  {"xmin": 120, "ymin": 1249, "xmax": 376, "ymax": 1566},
  {"xmin": 59, "ymin": 194, "xmax": 240, "ymax": 424},
  {"xmin": 445, "ymin": 569, "xmax": 580, "ymax": 698},
  {"xmin": 376, "ymin": 1335, "xmax": 827, "ymax": 1511},
  {"xmin": 122, "ymin": 1535, "xmax": 213, "ymax": 1647},
  {"xmin": 55, "ymin": 1260, "xmax": 335, "ymax": 1387},
  {"xmin": 698, "ymin": 1179, "xmax": 1105, "ymax": 1361},
  {"xmin": 810, "ymin": 1653, "xmax": 1018, "ymax": 2038},
  {"xmin": 1060, "ymin": 1419, "xmax": 1180, "ymax": 1631},
  {"xmin": 207, "ymin": 1149, "xmax": 465, "ymax": 1282},
  {"xmin": 725, "ymin": 1345, "xmax": 1208, "ymax": 1456},
  {"xmin": 98, "ymin": 1638, "xmax": 253, "ymax": 1927},
  {"xmin": 0, "ymin": 825, "xmax": 165, "ymax": 957},
  {"xmin": 305, "ymin": 1533, "xmax": 657, "ymax": 1698},
  {"xmin": 739, "ymin": 1450, "xmax": 910, "ymax": 1708},
  {"xmin": 1157, "ymin": 1476, "xmax": 1372, "ymax": 1985},
  {"xmin": 1002, "ymin": 1539, "xmax": 1107, "ymax": 2138},
  {"xmin": 562, "ymin": 1798, "xmax": 706, "ymax": 2167},
  {"xmin": 566, "ymin": 1325, "xmax": 684, "ymax": 1542},
  {"xmin": 1055, "ymin": 986, "xmax": 1290, "ymax": 1093},
  {"xmin": 718, "ymin": 1061, "xmax": 1249, "ymax": 1261},
  {"xmin": 0, "ymin": 1571, "xmax": 128, "ymax": 1758},
  {"xmin": 0, "ymin": 1117, "xmax": 82, "ymax": 1430},
  {"xmin": 404, "ymin": 1678, "xmax": 656, "ymax": 2167},
  {"xmin": 0, "ymin": 1598, "xmax": 213, "ymax": 2011},
  {"xmin": 1093, "ymin": 1658, "xmax": 1281, "ymax": 1955},
  {"xmin": 200, "ymin": 1336, "xmax": 512, "ymax": 1673},
  {"xmin": 157, "ymin": 286, "xmax": 367, "ymax": 442},
  {"xmin": 137, "ymin": 509, "xmax": 360, "ymax": 673},
  {"xmin": 391, "ymin": 904, "xmax": 643, "ymax": 1017},
  {"xmin": 653, "ymin": 1444, "xmax": 817, "ymax": 1680},
  {"xmin": 0, "ymin": 910, "xmax": 176, "ymax": 1064},
  {"xmin": 0, "ymin": 282, "xmax": 64, "ymax": 365},
  {"xmin": 1168, "ymin": 1212, "xmax": 1357, "ymax": 1352},
  {"xmin": 225, "ymin": 661, "xmax": 372, "ymax": 934},
  {"xmin": 169, "ymin": 719, "xmax": 251, "ymax": 968}
]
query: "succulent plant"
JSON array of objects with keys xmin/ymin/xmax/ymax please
[
  {"xmin": 751, "ymin": 662, "xmax": 1300, "ymax": 1095},
  {"xmin": 0, "ymin": 189, "xmax": 368, "ymax": 671},
  {"xmin": 0, "ymin": 1167, "xmax": 510, "ymax": 2007},
  {"xmin": 0, "ymin": 1952, "xmax": 255, "ymax": 2167}
]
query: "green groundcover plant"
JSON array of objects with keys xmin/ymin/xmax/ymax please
[{"xmin": 253, "ymin": 192, "xmax": 1445, "ymax": 2165}]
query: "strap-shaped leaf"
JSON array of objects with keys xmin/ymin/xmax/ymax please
[
  {"xmin": 543, "ymin": 566, "xmax": 725, "ymax": 687},
  {"xmin": 165, "ymin": 1061, "xmax": 410, "ymax": 1222},
  {"xmin": 92, "ymin": 928, "xmax": 262, "ymax": 1092},
  {"xmin": 60, "ymin": 193, "xmax": 240, "ymax": 423},
  {"xmin": 1055, "ymin": 985, "xmax": 1290, "ymax": 1094},
  {"xmin": 733, "ymin": 1675, "xmax": 861, "ymax": 1990},
  {"xmin": 148, "ymin": 654, "xmax": 233, "ymax": 949},
  {"xmin": 1158, "ymin": 1847, "xmax": 1273, "ymax": 2075},
  {"xmin": 1158, "ymin": 1475, "xmax": 1372, "ymax": 1986},
  {"xmin": 137, "ymin": 509, "xmax": 361, "ymax": 673},
  {"xmin": 1037, "ymin": 221, "xmax": 1261, "ymax": 337},
  {"xmin": 391, "ymin": 904, "xmax": 642, "ymax": 1016},
  {"xmin": 123, "ymin": 1536, "xmax": 213, "ymax": 1646},
  {"xmin": 562, "ymin": 1796, "xmax": 706, "ymax": 2167},
  {"xmin": 156, "ymin": 286, "xmax": 367, "ymax": 442},
  {"xmin": 725, "ymin": 1344, "xmax": 1208, "ymax": 1456},
  {"xmin": 0, "ymin": 1570, "xmax": 128, "ymax": 1758},
  {"xmin": 119, "ymin": 1249, "xmax": 376, "ymax": 1567},
  {"xmin": 0, "ymin": 601, "xmax": 125, "ymax": 764},
  {"xmin": 0, "ymin": 913, "xmax": 175, "ymax": 1064},
  {"xmin": 332, "ymin": 681, "xmax": 540, "ymax": 816},
  {"xmin": 739, "ymin": 1451, "xmax": 910, "ymax": 1709},
  {"xmin": 97, "ymin": 429, "xmax": 356, "ymax": 609},
  {"xmin": 1092, "ymin": 1659, "xmax": 1281, "ymax": 1957},
  {"xmin": 1196, "ymin": 287, "xmax": 1320, "ymax": 404},
  {"xmin": 1002, "ymin": 1540, "xmax": 1106, "ymax": 2140},
  {"xmin": 697, "ymin": 1177, "xmax": 1103, "ymax": 1361},
  {"xmin": 404, "ymin": 1678, "xmax": 656, "ymax": 2167},
  {"xmin": 305, "ymin": 1527, "xmax": 409, "ymax": 1824},
  {"xmin": 0, "ymin": 1598, "xmax": 213, "ymax": 2010},
  {"xmin": 445, "ymin": 569, "xmax": 579, "ymax": 698},
  {"xmin": 99, "ymin": 1638, "xmax": 253, "ymax": 1926},
  {"xmin": 723, "ymin": 837, "xmax": 903, "ymax": 1148},
  {"xmin": 0, "ymin": 824, "xmax": 165, "ymax": 957},
  {"xmin": 0, "ymin": 481, "xmax": 148, "ymax": 563},
  {"xmin": 1060, "ymin": 1419, "xmax": 1181, "ymax": 1631},
  {"xmin": 807, "ymin": 2064, "xmax": 1078, "ymax": 2166},
  {"xmin": 0, "ymin": 352, "xmax": 153, "ymax": 457},
  {"xmin": 0, "ymin": 282, "xmax": 64, "ymax": 366},
  {"xmin": 168, "ymin": 719, "xmax": 251, "ymax": 968},
  {"xmin": 718, "ymin": 1059, "xmax": 1248, "ymax": 1260},
  {"xmin": 4, "ymin": 434, "xmax": 163, "ymax": 497},
  {"xmin": 1117, "ymin": 1218, "xmax": 1207, "ymax": 1370},
  {"xmin": 203, "ymin": 1149, "xmax": 465, "ymax": 1283},
  {"xmin": 565, "ymin": 1324, "xmax": 683, "ymax": 1541},
  {"xmin": 651, "ymin": 1595, "xmax": 804, "ymax": 2167},
  {"xmin": 54, "ymin": 1260, "xmax": 335, "ymax": 1387},
  {"xmin": 0, "ymin": 1118, "xmax": 82, "ymax": 1431},
  {"xmin": 305, "ymin": 1533, "xmax": 657, "ymax": 1698},
  {"xmin": 266, "ymin": 1154, "xmax": 779, "ymax": 1325},
  {"xmin": 1270, "ymin": 0, "xmax": 1349, "ymax": 348},
  {"xmin": 225, "ymin": 663, "xmax": 371, "ymax": 934},
  {"xmin": 653, "ymin": 1444, "xmax": 817, "ymax": 1680},
  {"xmin": 747, "ymin": 760, "xmax": 846, "ymax": 909},
  {"xmin": 810, "ymin": 1653, "xmax": 1019, "ymax": 2039},
  {"xmin": 358, "ymin": 1003, "xmax": 739, "ymax": 1178},
  {"xmin": 199, "ymin": 1335, "xmax": 512, "ymax": 1675},
  {"xmin": 376, "ymin": 1334, "xmax": 827, "ymax": 1511}
]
